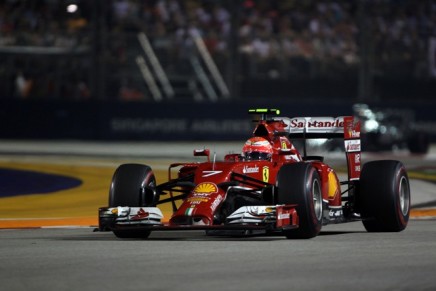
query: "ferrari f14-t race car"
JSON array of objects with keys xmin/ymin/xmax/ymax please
[{"xmin": 98, "ymin": 109, "xmax": 411, "ymax": 239}]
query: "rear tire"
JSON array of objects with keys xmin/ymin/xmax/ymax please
[
  {"xmin": 359, "ymin": 160, "xmax": 410, "ymax": 232},
  {"xmin": 277, "ymin": 163, "xmax": 322, "ymax": 239},
  {"xmin": 109, "ymin": 164, "xmax": 157, "ymax": 239},
  {"xmin": 407, "ymin": 131, "xmax": 429, "ymax": 154}
]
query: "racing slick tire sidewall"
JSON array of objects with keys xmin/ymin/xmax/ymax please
[
  {"xmin": 109, "ymin": 163, "xmax": 157, "ymax": 207},
  {"xmin": 359, "ymin": 160, "xmax": 410, "ymax": 232},
  {"xmin": 109, "ymin": 163, "xmax": 157, "ymax": 239},
  {"xmin": 277, "ymin": 163, "xmax": 322, "ymax": 239}
]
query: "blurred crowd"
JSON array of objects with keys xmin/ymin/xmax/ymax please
[
  {"xmin": 108, "ymin": 0, "xmax": 436, "ymax": 78},
  {"xmin": 0, "ymin": 0, "xmax": 91, "ymax": 48},
  {"xmin": 1, "ymin": 0, "xmax": 436, "ymax": 99}
]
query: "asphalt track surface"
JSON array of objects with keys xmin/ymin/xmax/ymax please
[{"xmin": 1, "ymin": 141, "xmax": 436, "ymax": 290}]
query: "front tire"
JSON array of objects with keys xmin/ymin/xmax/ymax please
[
  {"xmin": 359, "ymin": 160, "xmax": 410, "ymax": 232},
  {"xmin": 276, "ymin": 163, "xmax": 322, "ymax": 239},
  {"xmin": 109, "ymin": 164, "xmax": 157, "ymax": 239}
]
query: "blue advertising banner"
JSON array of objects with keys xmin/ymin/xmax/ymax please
[{"xmin": 0, "ymin": 100, "xmax": 435, "ymax": 141}]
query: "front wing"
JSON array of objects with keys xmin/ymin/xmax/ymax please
[{"xmin": 98, "ymin": 205, "xmax": 299, "ymax": 233}]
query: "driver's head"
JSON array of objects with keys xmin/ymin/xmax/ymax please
[{"xmin": 242, "ymin": 137, "xmax": 273, "ymax": 161}]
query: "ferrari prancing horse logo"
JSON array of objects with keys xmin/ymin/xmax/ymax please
[{"xmin": 262, "ymin": 166, "xmax": 269, "ymax": 182}]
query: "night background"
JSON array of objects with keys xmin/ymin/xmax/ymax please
[{"xmin": 1, "ymin": 0, "xmax": 435, "ymax": 142}]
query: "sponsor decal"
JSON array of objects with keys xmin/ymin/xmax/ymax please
[
  {"xmin": 344, "ymin": 117, "xmax": 361, "ymax": 139},
  {"xmin": 327, "ymin": 171, "xmax": 339, "ymax": 199},
  {"xmin": 185, "ymin": 207, "xmax": 194, "ymax": 216},
  {"xmin": 278, "ymin": 213, "xmax": 290, "ymax": 219},
  {"xmin": 192, "ymin": 193, "xmax": 210, "ymax": 198},
  {"xmin": 210, "ymin": 195, "xmax": 223, "ymax": 211},
  {"xmin": 131, "ymin": 208, "xmax": 149, "ymax": 220},
  {"xmin": 276, "ymin": 206, "xmax": 293, "ymax": 227},
  {"xmin": 243, "ymin": 165, "xmax": 259, "ymax": 174},
  {"xmin": 347, "ymin": 152, "xmax": 361, "ymax": 180},
  {"xmin": 113, "ymin": 207, "xmax": 130, "ymax": 216},
  {"xmin": 202, "ymin": 170, "xmax": 223, "ymax": 177},
  {"xmin": 192, "ymin": 193, "xmax": 209, "ymax": 197},
  {"xmin": 329, "ymin": 209, "xmax": 343, "ymax": 218},
  {"xmin": 355, "ymin": 153, "xmax": 361, "ymax": 164},
  {"xmin": 187, "ymin": 197, "xmax": 209, "ymax": 203},
  {"xmin": 281, "ymin": 141, "xmax": 288, "ymax": 149},
  {"xmin": 245, "ymin": 139, "xmax": 270, "ymax": 147},
  {"xmin": 262, "ymin": 166, "xmax": 269, "ymax": 182},
  {"xmin": 348, "ymin": 129, "xmax": 360, "ymax": 138},
  {"xmin": 344, "ymin": 140, "xmax": 361, "ymax": 152},
  {"xmin": 193, "ymin": 182, "xmax": 218, "ymax": 194},
  {"xmin": 290, "ymin": 119, "xmax": 344, "ymax": 128}
]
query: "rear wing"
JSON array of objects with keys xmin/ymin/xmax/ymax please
[
  {"xmin": 275, "ymin": 116, "xmax": 361, "ymax": 180},
  {"xmin": 274, "ymin": 116, "xmax": 360, "ymax": 139},
  {"xmin": 274, "ymin": 116, "xmax": 345, "ymax": 138}
]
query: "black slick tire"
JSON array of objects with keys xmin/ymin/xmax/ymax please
[
  {"xmin": 359, "ymin": 160, "xmax": 410, "ymax": 232},
  {"xmin": 276, "ymin": 163, "xmax": 322, "ymax": 239},
  {"xmin": 109, "ymin": 163, "xmax": 157, "ymax": 239}
]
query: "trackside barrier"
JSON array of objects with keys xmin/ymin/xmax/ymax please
[{"xmin": 0, "ymin": 100, "xmax": 435, "ymax": 141}]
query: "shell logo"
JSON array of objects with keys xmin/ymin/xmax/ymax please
[{"xmin": 194, "ymin": 182, "xmax": 218, "ymax": 194}]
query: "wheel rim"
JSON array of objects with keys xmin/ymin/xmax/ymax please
[
  {"xmin": 312, "ymin": 179, "xmax": 322, "ymax": 220},
  {"xmin": 399, "ymin": 176, "xmax": 410, "ymax": 216}
]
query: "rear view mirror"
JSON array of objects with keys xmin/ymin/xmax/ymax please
[{"xmin": 194, "ymin": 149, "xmax": 210, "ymax": 157}]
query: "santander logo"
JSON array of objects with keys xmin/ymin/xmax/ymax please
[
  {"xmin": 290, "ymin": 118, "xmax": 344, "ymax": 128},
  {"xmin": 243, "ymin": 165, "xmax": 259, "ymax": 174}
]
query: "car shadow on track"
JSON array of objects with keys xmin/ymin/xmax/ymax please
[{"xmin": 53, "ymin": 229, "xmax": 367, "ymax": 242}]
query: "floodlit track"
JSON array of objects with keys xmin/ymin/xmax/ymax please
[
  {"xmin": 0, "ymin": 141, "xmax": 435, "ymax": 290},
  {"xmin": 1, "ymin": 221, "xmax": 436, "ymax": 290},
  {"xmin": 0, "ymin": 141, "xmax": 435, "ymax": 227}
]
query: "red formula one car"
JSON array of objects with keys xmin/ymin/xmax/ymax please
[{"xmin": 98, "ymin": 109, "xmax": 411, "ymax": 239}]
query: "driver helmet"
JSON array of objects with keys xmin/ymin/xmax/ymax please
[{"xmin": 242, "ymin": 137, "xmax": 273, "ymax": 161}]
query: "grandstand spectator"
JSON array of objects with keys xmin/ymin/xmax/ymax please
[{"xmin": 1, "ymin": 0, "xmax": 435, "ymax": 100}]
